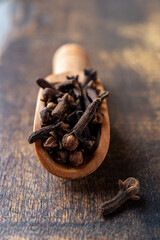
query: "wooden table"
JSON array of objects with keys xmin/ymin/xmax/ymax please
[{"xmin": 0, "ymin": 0, "xmax": 160, "ymax": 239}]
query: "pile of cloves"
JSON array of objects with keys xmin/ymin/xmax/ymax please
[{"xmin": 28, "ymin": 68, "xmax": 109, "ymax": 167}]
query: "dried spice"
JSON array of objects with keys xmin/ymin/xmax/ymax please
[
  {"xmin": 28, "ymin": 68, "xmax": 109, "ymax": 167},
  {"xmin": 51, "ymin": 93, "xmax": 76, "ymax": 121},
  {"xmin": 40, "ymin": 107, "xmax": 52, "ymax": 123},
  {"xmin": 43, "ymin": 136, "xmax": 58, "ymax": 150},
  {"xmin": 28, "ymin": 122, "xmax": 61, "ymax": 144},
  {"xmin": 81, "ymin": 68, "xmax": 97, "ymax": 87},
  {"xmin": 99, "ymin": 177, "xmax": 140, "ymax": 215},
  {"xmin": 69, "ymin": 150, "xmax": 84, "ymax": 167},
  {"xmin": 86, "ymin": 80, "xmax": 100, "ymax": 101},
  {"xmin": 55, "ymin": 150, "xmax": 68, "ymax": 164},
  {"xmin": 47, "ymin": 102, "xmax": 57, "ymax": 109},
  {"xmin": 36, "ymin": 78, "xmax": 53, "ymax": 89}
]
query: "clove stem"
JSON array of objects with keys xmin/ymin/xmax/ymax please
[
  {"xmin": 28, "ymin": 122, "xmax": 62, "ymax": 144},
  {"xmin": 36, "ymin": 78, "xmax": 53, "ymax": 89},
  {"xmin": 72, "ymin": 91, "xmax": 109, "ymax": 138},
  {"xmin": 99, "ymin": 177, "xmax": 140, "ymax": 215}
]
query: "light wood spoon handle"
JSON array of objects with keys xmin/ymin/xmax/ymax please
[{"xmin": 52, "ymin": 43, "xmax": 90, "ymax": 74}]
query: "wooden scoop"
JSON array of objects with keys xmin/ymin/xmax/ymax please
[{"xmin": 33, "ymin": 43, "xmax": 110, "ymax": 179}]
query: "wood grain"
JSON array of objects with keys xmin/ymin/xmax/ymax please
[{"xmin": 0, "ymin": 0, "xmax": 160, "ymax": 239}]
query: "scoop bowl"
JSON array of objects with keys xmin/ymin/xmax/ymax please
[{"xmin": 33, "ymin": 44, "xmax": 110, "ymax": 179}]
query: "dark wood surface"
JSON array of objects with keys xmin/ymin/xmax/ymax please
[{"xmin": 0, "ymin": 0, "xmax": 160, "ymax": 239}]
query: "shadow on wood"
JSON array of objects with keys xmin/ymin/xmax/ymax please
[{"xmin": 102, "ymin": 196, "xmax": 146, "ymax": 220}]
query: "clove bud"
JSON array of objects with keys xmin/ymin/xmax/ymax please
[
  {"xmin": 43, "ymin": 88, "xmax": 57, "ymax": 102},
  {"xmin": 55, "ymin": 150, "xmax": 68, "ymax": 164},
  {"xmin": 43, "ymin": 136, "xmax": 58, "ymax": 150},
  {"xmin": 36, "ymin": 78, "xmax": 53, "ymax": 89},
  {"xmin": 81, "ymin": 68, "xmax": 97, "ymax": 87},
  {"xmin": 99, "ymin": 177, "xmax": 140, "ymax": 216},
  {"xmin": 51, "ymin": 93, "xmax": 76, "ymax": 121},
  {"xmin": 40, "ymin": 107, "xmax": 52, "ymax": 123},
  {"xmin": 47, "ymin": 102, "xmax": 57, "ymax": 109},
  {"xmin": 69, "ymin": 150, "xmax": 84, "ymax": 167},
  {"xmin": 62, "ymin": 134, "xmax": 79, "ymax": 151}
]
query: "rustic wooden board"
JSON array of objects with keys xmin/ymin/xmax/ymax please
[{"xmin": 0, "ymin": 0, "xmax": 160, "ymax": 239}]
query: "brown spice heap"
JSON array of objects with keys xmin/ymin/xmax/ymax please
[{"xmin": 28, "ymin": 68, "xmax": 109, "ymax": 167}]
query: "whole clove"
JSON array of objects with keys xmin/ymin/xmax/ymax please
[
  {"xmin": 62, "ymin": 134, "xmax": 79, "ymax": 151},
  {"xmin": 69, "ymin": 150, "xmax": 84, "ymax": 167},
  {"xmin": 70, "ymin": 91, "xmax": 109, "ymax": 139},
  {"xmin": 28, "ymin": 122, "xmax": 62, "ymax": 143},
  {"xmin": 47, "ymin": 102, "xmax": 57, "ymax": 109},
  {"xmin": 57, "ymin": 75, "xmax": 82, "ymax": 99},
  {"xmin": 99, "ymin": 177, "xmax": 140, "ymax": 216},
  {"xmin": 43, "ymin": 136, "xmax": 58, "ymax": 150},
  {"xmin": 36, "ymin": 78, "xmax": 53, "ymax": 89},
  {"xmin": 81, "ymin": 68, "xmax": 97, "ymax": 87},
  {"xmin": 55, "ymin": 77, "xmax": 77, "ymax": 90},
  {"xmin": 40, "ymin": 107, "xmax": 52, "ymax": 123},
  {"xmin": 28, "ymin": 69, "xmax": 109, "ymax": 167},
  {"xmin": 55, "ymin": 150, "xmax": 68, "ymax": 164},
  {"xmin": 37, "ymin": 78, "xmax": 63, "ymax": 98},
  {"xmin": 51, "ymin": 93, "xmax": 76, "ymax": 121},
  {"xmin": 86, "ymin": 80, "xmax": 99, "ymax": 101}
]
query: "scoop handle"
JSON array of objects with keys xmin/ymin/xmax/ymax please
[{"xmin": 52, "ymin": 43, "xmax": 90, "ymax": 74}]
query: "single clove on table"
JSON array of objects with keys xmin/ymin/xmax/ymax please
[
  {"xmin": 99, "ymin": 177, "xmax": 140, "ymax": 216},
  {"xmin": 28, "ymin": 68, "xmax": 109, "ymax": 167}
]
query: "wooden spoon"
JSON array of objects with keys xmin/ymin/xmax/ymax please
[{"xmin": 33, "ymin": 43, "xmax": 110, "ymax": 179}]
